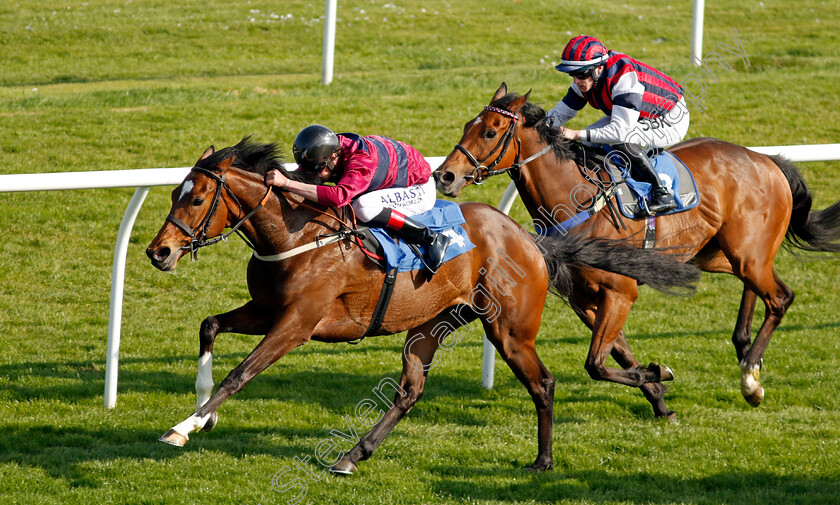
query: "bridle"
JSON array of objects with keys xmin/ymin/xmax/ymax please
[
  {"xmin": 453, "ymin": 105, "xmax": 552, "ymax": 184},
  {"xmin": 166, "ymin": 167, "xmax": 271, "ymax": 261},
  {"xmin": 167, "ymin": 166, "xmax": 359, "ymax": 262}
]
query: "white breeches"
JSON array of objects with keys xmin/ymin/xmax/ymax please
[{"xmin": 351, "ymin": 178, "xmax": 437, "ymax": 223}]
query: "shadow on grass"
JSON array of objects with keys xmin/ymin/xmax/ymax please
[
  {"xmin": 0, "ymin": 423, "xmax": 317, "ymax": 488},
  {"xmin": 428, "ymin": 465, "xmax": 840, "ymax": 504},
  {"xmin": 0, "ymin": 345, "xmax": 584, "ymax": 414}
]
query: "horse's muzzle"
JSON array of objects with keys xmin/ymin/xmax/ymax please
[
  {"xmin": 433, "ymin": 169, "xmax": 465, "ymax": 197},
  {"xmin": 146, "ymin": 245, "xmax": 180, "ymax": 272}
]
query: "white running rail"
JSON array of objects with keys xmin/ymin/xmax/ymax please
[{"xmin": 0, "ymin": 147, "xmax": 836, "ymax": 406}]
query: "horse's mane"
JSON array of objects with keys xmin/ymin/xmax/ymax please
[
  {"xmin": 196, "ymin": 136, "xmax": 315, "ymax": 184},
  {"xmin": 490, "ymin": 93, "xmax": 576, "ymax": 162}
]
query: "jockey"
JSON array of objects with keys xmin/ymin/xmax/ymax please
[
  {"xmin": 265, "ymin": 125, "xmax": 451, "ymax": 273},
  {"xmin": 547, "ymin": 35, "xmax": 690, "ymax": 214}
]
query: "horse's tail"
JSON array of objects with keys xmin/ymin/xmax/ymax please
[
  {"xmin": 536, "ymin": 232, "xmax": 700, "ymax": 301},
  {"xmin": 771, "ymin": 155, "xmax": 840, "ymax": 253}
]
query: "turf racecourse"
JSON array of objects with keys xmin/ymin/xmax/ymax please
[{"xmin": 1, "ymin": 1, "xmax": 839, "ymax": 504}]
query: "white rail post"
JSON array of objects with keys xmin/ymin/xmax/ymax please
[
  {"xmin": 480, "ymin": 182, "xmax": 520, "ymax": 389},
  {"xmin": 322, "ymin": 0, "xmax": 338, "ymax": 84},
  {"xmin": 691, "ymin": 0, "xmax": 705, "ymax": 66},
  {"xmin": 105, "ymin": 186, "xmax": 150, "ymax": 409}
]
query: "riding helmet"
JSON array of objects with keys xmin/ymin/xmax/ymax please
[
  {"xmin": 554, "ymin": 35, "xmax": 610, "ymax": 74},
  {"xmin": 292, "ymin": 124, "xmax": 340, "ymax": 172}
]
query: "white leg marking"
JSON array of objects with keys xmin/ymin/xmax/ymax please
[
  {"xmin": 740, "ymin": 360, "xmax": 762, "ymax": 397},
  {"xmin": 195, "ymin": 352, "xmax": 214, "ymax": 410},
  {"xmin": 171, "ymin": 412, "xmax": 212, "ymax": 438}
]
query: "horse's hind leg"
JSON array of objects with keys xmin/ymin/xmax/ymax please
[
  {"xmin": 738, "ymin": 271, "xmax": 794, "ymax": 407},
  {"xmin": 331, "ymin": 316, "xmax": 449, "ymax": 475},
  {"xmin": 732, "ymin": 287, "xmax": 758, "ymax": 362},
  {"xmin": 194, "ymin": 301, "xmax": 273, "ymax": 430},
  {"xmin": 481, "ymin": 308, "xmax": 555, "ymax": 471}
]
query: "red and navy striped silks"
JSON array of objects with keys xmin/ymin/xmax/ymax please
[
  {"xmin": 581, "ymin": 53, "xmax": 684, "ymax": 119},
  {"xmin": 340, "ymin": 133, "xmax": 411, "ymax": 192}
]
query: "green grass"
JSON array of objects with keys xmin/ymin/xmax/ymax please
[{"xmin": 1, "ymin": 0, "xmax": 840, "ymax": 504}]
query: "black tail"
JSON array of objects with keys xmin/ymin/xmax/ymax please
[
  {"xmin": 772, "ymin": 155, "xmax": 840, "ymax": 253},
  {"xmin": 536, "ymin": 232, "xmax": 700, "ymax": 301}
]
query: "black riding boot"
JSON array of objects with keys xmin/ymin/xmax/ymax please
[
  {"xmin": 366, "ymin": 208, "xmax": 452, "ymax": 274},
  {"xmin": 612, "ymin": 143, "xmax": 677, "ymax": 214},
  {"xmin": 398, "ymin": 216, "xmax": 452, "ymax": 274}
]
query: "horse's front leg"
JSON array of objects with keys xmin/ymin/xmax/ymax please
[
  {"xmin": 194, "ymin": 301, "xmax": 274, "ymax": 431},
  {"xmin": 582, "ymin": 286, "xmax": 674, "ymax": 388},
  {"xmin": 160, "ymin": 309, "xmax": 316, "ymax": 447}
]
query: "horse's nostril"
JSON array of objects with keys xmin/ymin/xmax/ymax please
[
  {"xmin": 440, "ymin": 171, "xmax": 455, "ymax": 184},
  {"xmin": 147, "ymin": 247, "xmax": 170, "ymax": 261}
]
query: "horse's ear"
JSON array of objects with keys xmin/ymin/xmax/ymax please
[
  {"xmin": 491, "ymin": 82, "xmax": 508, "ymax": 102},
  {"xmin": 217, "ymin": 155, "xmax": 235, "ymax": 171},
  {"xmin": 199, "ymin": 146, "xmax": 215, "ymax": 162},
  {"xmin": 507, "ymin": 89, "xmax": 531, "ymax": 113}
]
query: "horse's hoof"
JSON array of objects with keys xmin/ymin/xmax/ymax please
[
  {"xmin": 648, "ymin": 362, "xmax": 674, "ymax": 382},
  {"xmin": 159, "ymin": 429, "xmax": 188, "ymax": 447},
  {"xmin": 744, "ymin": 386, "xmax": 764, "ymax": 408},
  {"xmin": 526, "ymin": 458, "xmax": 553, "ymax": 472},
  {"xmin": 201, "ymin": 412, "xmax": 219, "ymax": 432},
  {"xmin": 329, "ymin": 460, "xmax": 358, "ymax": 476}
]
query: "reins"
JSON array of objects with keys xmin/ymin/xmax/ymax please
[
  {"xmin": 166, "ymin": 167, "xmax": 273, "ymax": 261},
  {"xmin": 454, "ymin": 105, "xmax": 629, "ymax": 234},
  {"xmin": 168, "ymin": 166, "xmax": 357, "ymax": 262}
]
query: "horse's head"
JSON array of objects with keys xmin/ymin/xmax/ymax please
[
  {"xmin": 146, "ymin": 146, "xmax": 238, "ymax": 271},
  {"xmin": 435, "ymin": 82, "xmax": 530, "ymax": 197}
]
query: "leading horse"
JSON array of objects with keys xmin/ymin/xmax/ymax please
[
  {"xmin": 435, "ymin": 83, "xmax": 840, "ymax": 418},
  {"xmin": 146, "ymin": 138, "xmax": 698, "ymax": 472}
]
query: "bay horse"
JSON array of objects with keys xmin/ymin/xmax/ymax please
[
  {"xmin": 146, "ymin": 138, "xmax": 698, "ymax": 473},
  {"xmin": 434, "ymin": 83, "xmax": 840, "ymax": 418}
]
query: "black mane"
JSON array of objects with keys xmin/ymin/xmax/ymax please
[
  {"xmin": 196, "ymin": 136, "xmax": 316, "ymax": 183},
  {"xmin": 490, "ymin": 93, "xmax": 576, "ymax": 161}
]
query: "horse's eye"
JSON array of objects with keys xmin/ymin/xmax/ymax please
[
  {"xmin": 485, "ymin": 130, "xmax": 497, "ymax": 139},
  {"xmin": 191, "ymin": 197, "xmax": 204, "ymax": 206}
]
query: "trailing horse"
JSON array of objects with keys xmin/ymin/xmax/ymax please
[
  {"xmin": 434, "ymin": 83, "xmax": 840, "ymax": 418},
  {"xmin": 146, "ymin": 138, "xmax": 698, "ymax": 472}
]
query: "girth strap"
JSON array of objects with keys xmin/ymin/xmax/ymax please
[{"xmin": 362, "ymin": 267, "xmax": 399, "ymax": 338}]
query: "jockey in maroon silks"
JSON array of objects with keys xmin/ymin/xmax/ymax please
[
  {"xmin": 547, "ymin": 35, "xmax": 690, "ymax": 214},
  {"xmin": 265, "ymin": 125, "xmax": 451, "ymax": 273}
]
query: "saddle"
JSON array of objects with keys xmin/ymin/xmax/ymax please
[
  {"xmin": 350, "ymin": 201, "xmax": 476, "ymax": 337},
  {"xmin": 573, "ymin": 144, "xmax": 700, "ymax": 220}
]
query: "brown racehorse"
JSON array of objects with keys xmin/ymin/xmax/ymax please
[
  {"xmin": 146, "ymin": 138, "xmax": 698, "ymax": 472},
  {"xmin": 435, "ymin": 83, "xmax": 840, "ymax": 418}
]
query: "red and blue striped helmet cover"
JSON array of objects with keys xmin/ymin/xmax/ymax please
[{"xmin": 555, "ymin": 35, "xmax": 609, "ymax": 73}]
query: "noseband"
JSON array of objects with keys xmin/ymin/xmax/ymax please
[{"xmin": 166, "ymin": 167, "xmax": 271, "ymax": 261}]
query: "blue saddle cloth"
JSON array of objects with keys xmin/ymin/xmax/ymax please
[
  {"xmin": 604, "ymin": 148, "xmax": 700, "ymax": 218},
  {"xmin": 369, "ymin": 200, "xmax": 476, "ymax": 272}
]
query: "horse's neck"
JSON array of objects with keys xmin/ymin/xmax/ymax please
[
  {"xmin": 516, "ymin": 154, "xmax": 587, "ymax": 225},
  {"xmin": 227, "ymin": 174, "xmax": 323, "ymax": 253}
]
